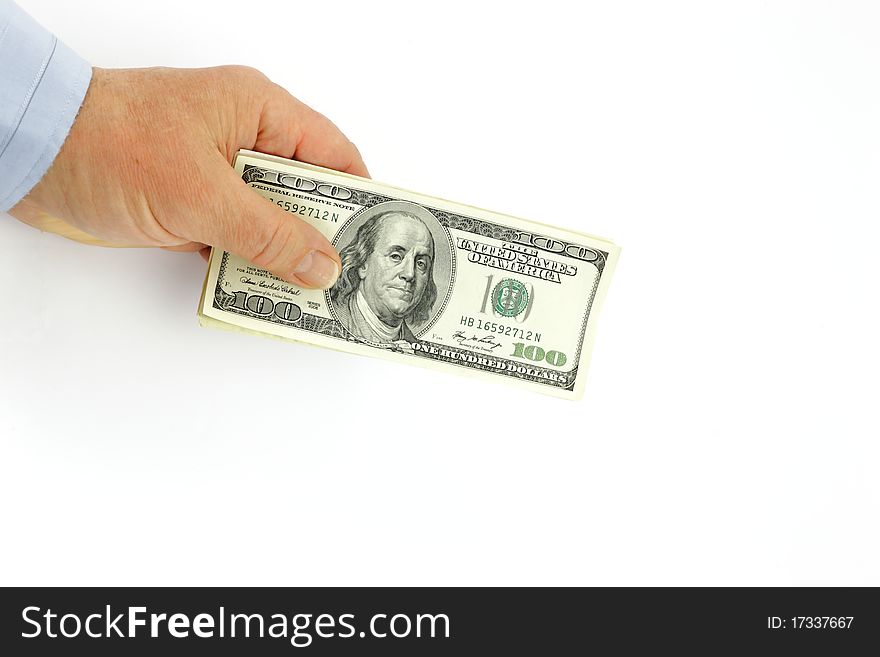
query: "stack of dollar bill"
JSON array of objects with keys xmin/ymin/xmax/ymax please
[{"xmin": 199, "ymin": 151, "xmax": 619, "ymax": 399}]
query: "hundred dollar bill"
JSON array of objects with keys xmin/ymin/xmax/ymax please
[{"xmin": 199, "ymin": 151, "xmax": 619, "ymax": 399}]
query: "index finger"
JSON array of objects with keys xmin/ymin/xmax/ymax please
[{"xmin": 255, "ymin": 89, "xmax": 370, "ymax": 178}]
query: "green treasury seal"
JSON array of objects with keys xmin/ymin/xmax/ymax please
[{"xmin": 492, "ymin": 278, "xmax": 529, "ymax": 318}]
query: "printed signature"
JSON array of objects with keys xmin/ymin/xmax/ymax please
[{"xmin": 452, "ymin": 330, "xmax": 503, "ymax": 353}]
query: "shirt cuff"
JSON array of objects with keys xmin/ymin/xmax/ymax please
[{"xmin": 0, "ymin": 0, "xmax": 92, "ymax": 211}]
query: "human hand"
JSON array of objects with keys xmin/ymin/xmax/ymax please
[{"xmin": 8, "ymin": 66, "xmax": 368, "ymax": 289}]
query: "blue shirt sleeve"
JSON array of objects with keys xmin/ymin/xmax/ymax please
[{"xmin": 0, "ymin": 0, "xmax": 92, "ymax": 212}]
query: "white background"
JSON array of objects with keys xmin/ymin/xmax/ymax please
[{"xmin": 1, "ymin": 0, "xmax": 878, "ymax": 586}]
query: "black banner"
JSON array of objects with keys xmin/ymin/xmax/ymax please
[{"xmin": 1, "ymin": 587, "xmax": 877, "ymax": 654}]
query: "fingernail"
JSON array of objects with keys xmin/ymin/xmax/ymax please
[{"xmin": 291, "ymin": 250, "xmax": 340, "ymax": 289}]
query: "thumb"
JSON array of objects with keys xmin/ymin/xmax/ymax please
[{"xmin": 187, "ymin": 154, "xmax": 341, "ymax": 289}]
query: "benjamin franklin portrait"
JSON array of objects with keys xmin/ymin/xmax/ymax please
[{"xmin": 329, "ymin": 201, "xmax": 452, "ymax": 345}]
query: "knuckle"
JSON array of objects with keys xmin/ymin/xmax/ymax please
[
  {"xmin": 218, "ymin": 65, "xmax": 269, "ymax": 86},
  {"xmin": 245, "ymin": 66, "xmax": 270, "ymax": 85}
]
